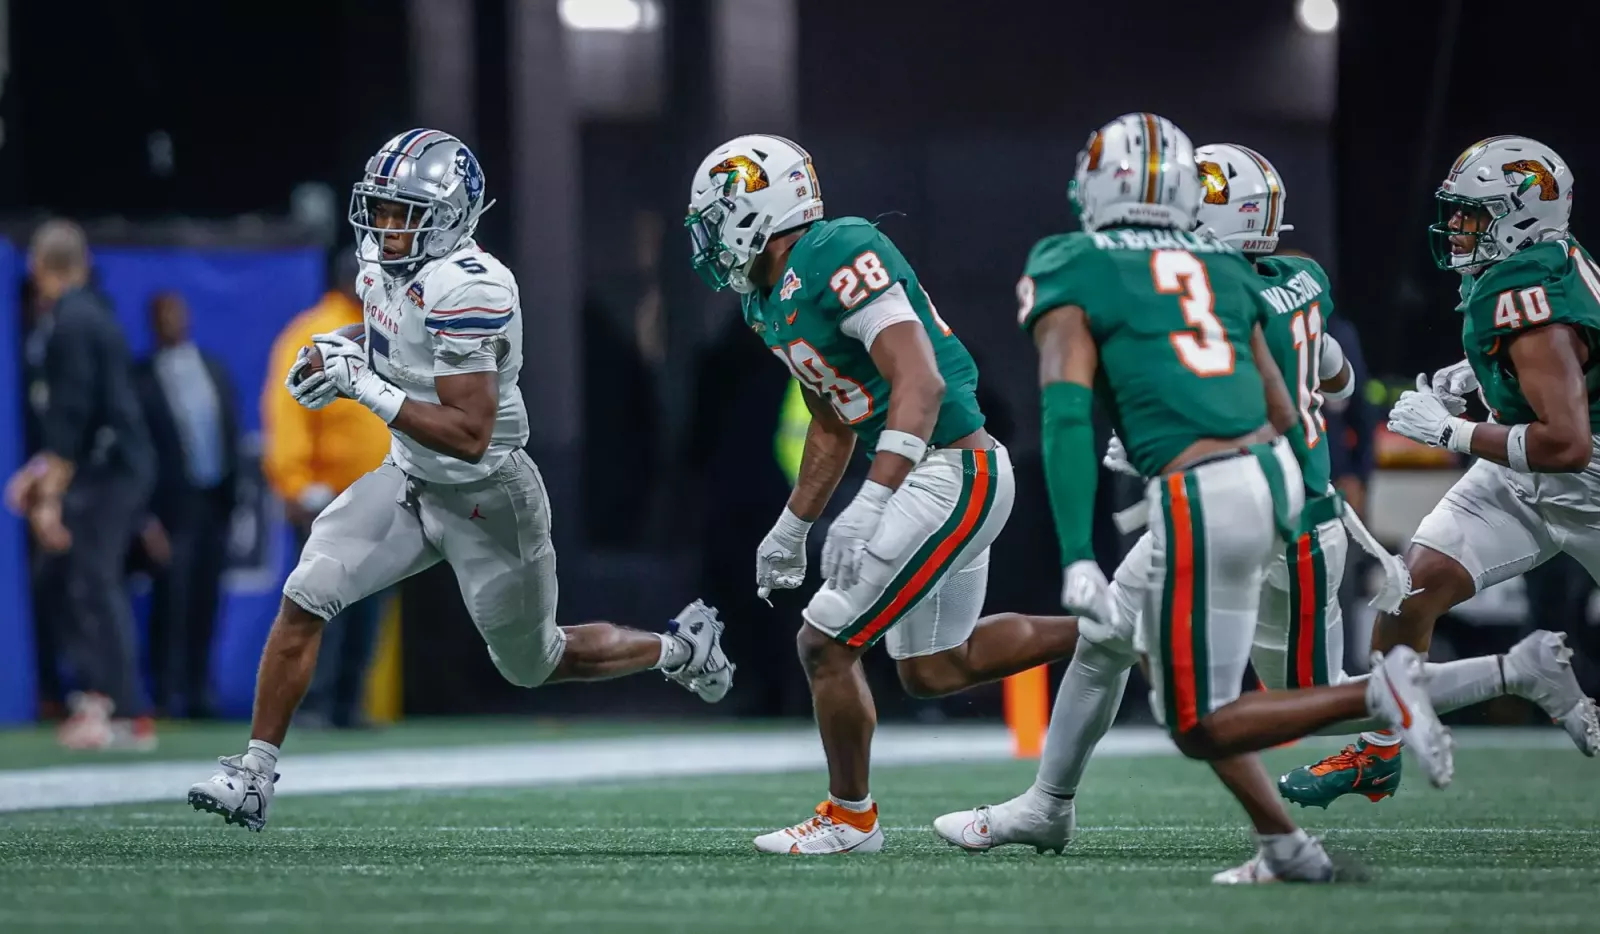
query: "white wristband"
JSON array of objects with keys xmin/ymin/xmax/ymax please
[
  {"xmin": 363, "ymin": 380, "xmax": 405, "ymax": 424},
  {"xmin": 1506, "ymin": 423, "xmax": 1531, "ymax": 473},
  {"xmin": 876, "ymin": 429, "xmax": 928, "ymax": 463},
  {"xmin": 1443, "ymin": 416, "xmax": 1476, "ymax": 454}
]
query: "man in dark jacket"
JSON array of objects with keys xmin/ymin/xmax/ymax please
[
  {"xmin": 134, "ymin": 291, "xmax": 241, "ymax": 718},
  {"xmin": 6, "ymin": 219, "xmax": 156, "ymax": 749}
]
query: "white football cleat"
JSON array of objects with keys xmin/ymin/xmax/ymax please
[
  {"xmin": 662, "ymin": 599, "xmax": 734, "ymax": 703},
  {"xmin": 1368, "ymin": 645, "xmax": 1454, "ymax": 789},
  {"xmin": 753, "ymin": 802, "xmax": 884, "ymax": 854},
  {"xmin": 932, "ymin": 794, "xmax": 1075, "ymax": 854},
  {"xmin": 1212, "ymin": 837, "xmax": 1335, "ymax": 884},
  {"xmin": 188, "ymin": 754, "xmax": 277, "ymax": 832},
  {"xmin": 1504, "ymin": 630, "xmax": 1600, "ymax": 757}
]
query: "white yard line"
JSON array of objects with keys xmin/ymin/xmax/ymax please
[
  {"xmin": 0, "ymin": 724, "xmax": 1578, "ymax": 815},
  {"xmin": 0, "ymin": 726, "xmax": 1176, "ymax": 813}
]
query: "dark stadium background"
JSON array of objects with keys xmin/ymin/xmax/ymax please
[{"xmin": 0, "ymin": 0, "xmax": 1589, "ymax": 723}]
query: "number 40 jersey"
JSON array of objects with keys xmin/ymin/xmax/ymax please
[
  {"xmin": 741, "ymin": 217, "xmax": 986, "ymax": 452},
  {"xmin": 356, "ymin": 241, "xmax": 530, "ymax": 484},
  {"xmin": 1017, "ymin": 227, "xmax": 1274, "ymax": 477}
]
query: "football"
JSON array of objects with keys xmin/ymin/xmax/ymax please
[{"xmin": 297, "ymin": 324, "xmax": 365, "ymax": 384}]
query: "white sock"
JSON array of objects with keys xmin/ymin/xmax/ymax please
[
  {"xmin": 829, "ymin": 793, "xmax": 873, "ymax": 813},
  {"xmin": 654, "ymin": 632, "xmax": 692, "ymax": 670},
  {"xmin": 243, "ymin": 739, "xmax": 280, "ymax": 776},
  {"xmin": 1033, "ymin": 636, "xmax": 1135, "ymax": 798},
  {"xmin": 1332, "ymin": 656, "xmax": 1508, "ymax": 741}
]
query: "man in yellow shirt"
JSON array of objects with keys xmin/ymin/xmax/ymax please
[{"xmin": 261, "ymin": 254, "xmax": 391, "ymax": 728}]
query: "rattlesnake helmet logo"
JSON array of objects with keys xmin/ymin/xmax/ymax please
[
  {"xmin": 1502, "ymin": 159, "xmax": 1560, "ymax": 201},
  {"xmin": 1197, "ymin": 160, "xmax": 1230, "ymax": 205},
  {"xmin": 710, "ymin": 155, "xmax": 770, "ymax": 194}
]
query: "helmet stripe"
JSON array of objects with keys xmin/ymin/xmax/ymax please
[
  {"xmin": 1142, "ymin": 113, "xmax": 1162, "ymax": 204},
  {"xmin": 378, "ymin": 128, "xmax": 433, "ymax": 180},
  {"xmin": 1236, "ymin": 145, "xmax": 1281, "ymax": 236}
]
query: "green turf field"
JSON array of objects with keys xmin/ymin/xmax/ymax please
[{"xmin": 1, "ymin": 729, "xmax": 1595, "ymax": 933}]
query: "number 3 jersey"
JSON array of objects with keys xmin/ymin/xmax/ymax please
[
  {"xmin": 1017, "ymin": 228, "xmax": 1273, "ymax": 477},
  {"xmin": 355, "ymin": 241, "xmax": 529, "ymax": 484},
  {"xmin": 740, "ymin": 217, "xmax": 985, "ymax": 452},
  {"xmin": 1457, "ymin": 237, "xmax": 1600, "ymax": 427}
]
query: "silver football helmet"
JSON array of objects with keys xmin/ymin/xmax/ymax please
[
  {"xmin": 1429, "ymin": 136, "xmax": 1573, "ymax": 273},
  {"xmin": 1069, "ymin": 113, "xmax": 1200, "ymax": 233},
  {"xmin": 349, "ymin": 128, "xmax": 494, "ymax": 269},
  {"xmin": 1193, "ymin": 143, "xmax": 1293, "ymax": 256}
]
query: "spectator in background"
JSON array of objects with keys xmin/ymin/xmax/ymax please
[
  {"xmin": 5, "ymin": 219, "xmax": 156, "ymax": 749},
  {"xmin": 1321, "ymin": 314, "xmax": 1378, "ymax": 672},
  {"xmin": 261, "ymin": 252, "xmax": 390, "ymax": 728},
  {"xmin": 133, "ymin": 292, "xmax": 242, "ymax": 719}
]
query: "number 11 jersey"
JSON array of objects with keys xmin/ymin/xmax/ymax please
[
  {"xmin": 1017, "ymin": 227, "xmax": 1273, "ymax": 477},
  {"xmin": 741, "ymin": 217, "xmax": 985, "ymax": 454}
]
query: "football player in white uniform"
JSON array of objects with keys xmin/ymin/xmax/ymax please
[{"xmin": 188, "ymin": 129, "xmax": 732, "ymax": 831}]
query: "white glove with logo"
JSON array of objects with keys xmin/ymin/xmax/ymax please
[
  {"xmin": 821, "ymin": 481, "xmax": 893, "ymax": 592},
  {"xmin": 1103, "ymin": 432, "xmax": 1141, "ymax": 478},
  {"xmin": 1428, "ymin": 360, "xmax": 1477, "ymax": 417},
  {"xmin": 285, "ymin": 346, "xmax": 337, "ymax": 410},
  {"xmin": 312, "ymin": 332, "xmax": 405, "ymax": 423},
  {"xmin": 756, "ymin": 508, "xmax": 812, "ymax": 603},
  {"xmin": 1389, "ymin": 374, "xmax": 1473, "ymax": 452},
  {"xmin": 1061, "ymin": 559, "xmax": 1114, "ymax": 634}
]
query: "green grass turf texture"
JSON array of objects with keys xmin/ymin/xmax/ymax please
[{"xmin": 1, "ymin": 743, "xmax": 1594, "ymax": 933}]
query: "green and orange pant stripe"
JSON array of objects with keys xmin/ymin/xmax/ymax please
[
  {"xmin": 1285, "ymin": 526, "xmax": 1332, "ymax": 689},
  {"xmin": 1158, "ymin": 471, "xmax": 1210, "ymax": 735},
  {"xmin": 838, "ymin": 449, "xmax": 1001, "ymax": 649}
]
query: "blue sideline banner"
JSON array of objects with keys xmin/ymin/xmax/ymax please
[{"xmin": 0, "ymin": 245, "xmax": 324, "ymax": 723}]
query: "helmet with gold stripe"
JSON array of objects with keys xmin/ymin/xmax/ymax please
[
  {"xmin": 1193, "ymin": 143, "xmax": 1293, "ymax": 256},
  {"xmin": 1069, "ymin": 113, "xmax": 1200, "ymax": 233}
]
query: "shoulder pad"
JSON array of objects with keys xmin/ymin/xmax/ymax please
[{"xmin": 422, "ymin": 251, "xmax": 517, "ymax": 337}]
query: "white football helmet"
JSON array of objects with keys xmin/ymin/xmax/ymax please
[
  {"xmin": 1430, "ymin": 136, "xmax": 1573, "ymax": 273},
  {"xmin": 1193, "ymin": 143, "xmax": 1293, "ymax": 255},
  {"xmin": 1070, "ymin": 113, "xmax": 1200, "ymax": 232},
  {"xmin": 686, "ymin": 134, "xmax": 824, "ymax": 293}
]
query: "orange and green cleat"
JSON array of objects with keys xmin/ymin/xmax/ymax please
[{"xmin": 1278, "ymin": 740, "xmax": 1402, "ymax": 809}]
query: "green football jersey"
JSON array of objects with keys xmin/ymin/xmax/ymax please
[
  {"xmin": 742, "ymin": 217, "xmax": 985, "ymax": 453},
  {"xmin": 1458, "ymin": 238, "xmax": 1600, "ymax": 425},
  {"xmin": 1255, "ymin": 253, "xmax": 1335, "ymax": 499},
  {"xmin": 1017, "ymin": 227, "xmax": 1273, "ymax": 477}
]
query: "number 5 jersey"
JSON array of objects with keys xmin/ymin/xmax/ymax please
[
  {"xmin": 355, "ymin": 241, "xmax": 529, "ymax": 484},
  {"xmin": 740, "ymin": 217, "xmax": 986, "ymax": 451}
]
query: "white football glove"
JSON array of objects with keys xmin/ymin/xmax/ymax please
[
  {"xmin": 756, "ymin": 508, "xmax": 812, "ymax": 603},
  {"xmin": 1388, "ymin": 374, "xmax": 1473, "ymax": 452},
  {"xmin": 1428, "ymin": 360, "xmax": 1476, "ymax": 417},
  {"xmin": 820, "ymin": 481, "xmax": 893, "ymax": 592},
  {"xmin": 1103, "ymin": 432, "xmax": 1141, "ymax": 478},
  {"xmin": 312, "ymin": 332, "xmax": 405, "ymax": 423},
  {"xmin": 1061, "ymin": 559, "xmax": 1114, "ymax": 630},
  {"xmin": 285, "ymin": 346, "xmax": 337, "ymax": 410},
  {"xmin": 1338, "ymin": 504, "xmax": 1417, "ymax": 615}
]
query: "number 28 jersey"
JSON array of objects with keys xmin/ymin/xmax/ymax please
[
  {"xmin": 356, "ymin": 240, "xmax": 529, "ymax": 484},
  {"xmin": 1017, "ymin": 228, "xmax": 1273, "ymax": 477},
  {"xmin": 741, "ymin": 217, "xmax": 986, "ymax": 453}
]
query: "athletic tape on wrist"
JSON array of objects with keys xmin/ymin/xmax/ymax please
[{"xmin": 875, "ymin": 429, "xmax": 927, "ymax": 463}]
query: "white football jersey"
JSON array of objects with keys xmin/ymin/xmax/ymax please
[{"xmin": 355, "ymin": 240, "xmax": 528, "ymax": 484}]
